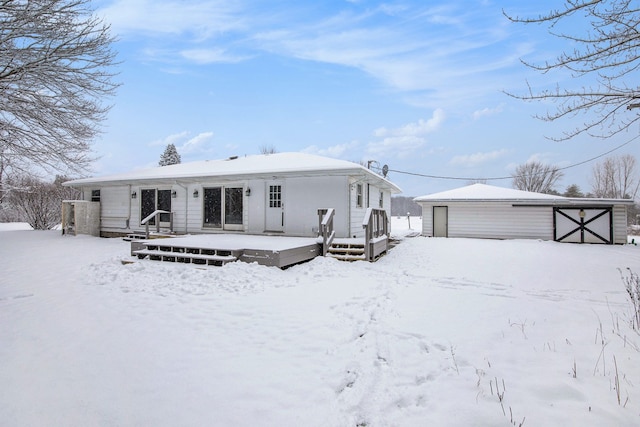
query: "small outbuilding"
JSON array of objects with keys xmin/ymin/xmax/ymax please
[{"xmin": 414, "ymin": 183, "xmax": 633, "ymax": 244}]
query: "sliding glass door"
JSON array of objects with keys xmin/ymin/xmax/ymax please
[{"xmin": 203, "ymin": 186, "xmax": 243, "ymax": 230}]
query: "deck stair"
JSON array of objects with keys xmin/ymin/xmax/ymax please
[
  {"xmin": 133, "ymin": 242, "xmax": 242, "ymax": 267},
  {"xmin": 129, "ymin": 234, "xmax": 320, "ymax": 268},
  {"xmin": 123, "ymin": 232, "xmax": 175, "ymax": 241},
  {"xmin": 326, "ymin": 239, "xmax": 366, "ymax": 261}
]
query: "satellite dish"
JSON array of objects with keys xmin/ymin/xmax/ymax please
[{"xmin": 382, "ymin": 164, "xmax": 389, "ymax": 178}]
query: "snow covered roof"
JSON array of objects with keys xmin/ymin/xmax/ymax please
[
  {"xmin": 64, "ymin": 152, "xmax": 402, "ymax": 193},
  {"xmin": 414, "ymin": 183, "xmax": 633, "ymax": 204},
  {"xmin": 414, "ymin": 183, "xmax": 562, "ymax": 201}
]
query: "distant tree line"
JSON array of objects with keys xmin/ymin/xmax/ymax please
[
  {"xmin": 391, "ymin": 196, "xmax": 422, "ymax": 217},
  {"xmin": 0, "ymin": 175, "xmax": 80, "ymax": 229}
]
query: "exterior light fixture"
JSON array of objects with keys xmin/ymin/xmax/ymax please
[
  {"xmin": 193, "ymin": 190, "xmax": 199, "ymax": 198},
  {"xmin": 131, "ymin": 191, "xmax": 137, "ymax": 199},
  {"xmin": 245, "ymin": 187, "xmax": 251, "ymax": 196},
  {"xmin": 171, "ymin": 190, "xmax": 177, "ymax": 198},
  {"xmin": 579, "ymin": 209, "xmax": 586, "ymax": 219}
]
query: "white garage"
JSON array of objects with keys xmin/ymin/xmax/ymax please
[{"xmin": 414, "ymin": 184, "xmax": 633, "ymax": 244}]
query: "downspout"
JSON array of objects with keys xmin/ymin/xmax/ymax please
[
  {"xmin": 348, "ymin": 179, "xmax": 352, "ymax": 238},
  {"xmin": 127, "ymin": 184, "xmax": 131, "ymax": 229}
]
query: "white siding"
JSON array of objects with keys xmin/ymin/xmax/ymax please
[
  {"xmin": 284, "ymin": 175, "xmax": 349, "ymax": 237},
  {"xmin": 349, "ymin": 182, "xmax": 392, "ymax": 239},
  {"xmin": 88, "ymin": 173, "xmax": 390, "ymax": 238},
  {"xmin": 100, "ymin": 186, "xmax": 130, "ymax": 231},
  {"xmin": 613, "ymin": 205, "xmax": 628, "ymax": 245},
  {"xmin": 420, "ymin": 201, "xmax": 629, "ymax": 244},
  {"xmin": 170, "ymin": 185, "xmax": 188, "ymax": 233},
  {"xmin": 349, "ymin": 179, "xmax": 367, "ymax": 239},
  {"xmin": 420, "ymin": 202, "xmax": 554, "ymax": 240},
  {"xmin": 185, "ymin": 176, "xmax": 349, "ymax": 237},
  {"xmin": 421, "ymin": 204, "xmax": 434, "ymax": 236}
]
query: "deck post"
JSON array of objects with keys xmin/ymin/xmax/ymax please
[
  {"xmin": 318, "ymin": 208, "xmax": 335, "ymax": 256},
  {"xmin": 362, "ymin": 208, "xmax": 389, "ymax": 261}
]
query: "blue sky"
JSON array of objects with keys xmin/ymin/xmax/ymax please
[{"xmin": 91, "ymin": 0, "xmax": 639, "ymax": 196}]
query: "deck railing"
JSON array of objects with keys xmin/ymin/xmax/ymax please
[
  {"xmin": 318, "ymin": 208, "xmax": 336, "ymax": 256},
  {"xmin": 141, "ymin": 210, "xmax": 174, "ymax": 239},
  {"xmin": 362, "ymin": 207, "xmax": 389, "ymax": 261}
]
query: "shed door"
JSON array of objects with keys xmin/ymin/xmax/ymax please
[
  {"xmin": 433, "ymin": 206, "xmax": 448, "ymax": 237},
  {"xmin": 554, "ymin": 207, "xmax": 613, "ymax": 244},
  {"xmin": 265, "ymin": 181, "xmax": 284, "ymax": 232}
]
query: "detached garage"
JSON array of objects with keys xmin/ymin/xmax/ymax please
[{"xmin": 414, "ymin": 184, "xmax": 633, "ymax": 245}]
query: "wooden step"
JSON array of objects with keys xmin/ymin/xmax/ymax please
[
  {"xmin": 327, "ymin": 252, "xmax": 366, "ymax": 261},
  {"xmin": 123, "ymin": 232, "xmax": 175, "ymax": 241},
  {"xmin": 133, "ymin": 249, "xmax": 237, "ymax": 266},
  {"xmin": 328, "ymin": 246, "xmax": 364, "ymax": 254}
]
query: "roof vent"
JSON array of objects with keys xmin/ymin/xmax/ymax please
[{"xmin": 227, "ymin": 155, "xmax": 238, "ymax": 161}]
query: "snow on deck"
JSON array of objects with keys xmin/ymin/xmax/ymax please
[{"xmin": 147, "ymin": 234, "xmax": 320, "ymax": 251}]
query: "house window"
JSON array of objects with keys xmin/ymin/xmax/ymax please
[
  {"xmin": 90, "ymin": 189, "xmax": 100, "ymax": 202},
  {"xmin": 379, "ymin": 191, "xmax": 384, "ymax": 208},
  {"xmin": 269, "ymin": 185, "xmax": 282, "ymax": 208},
  {"xmin": 203, "ymin": 186, "xmax": 243, "ymax": 229},
  {"xmin": 356, "ymin": 184, "xmax": 363, "ymax": 208}
]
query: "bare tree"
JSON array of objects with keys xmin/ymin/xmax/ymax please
[
  {"xmin": 259, "ymin": 145, "xmax": 278, "ymax": 155},
  {"xmin": 590, "ymin": 154, "xmax": 639, "ymax": 199},
  {"xmin": 8, "ymin": 174, "xmax": 79, "ymax": 229},
  {"xmin": 512, "ymin": 161, "xmax": 564, "ymax": 193},
  {"xmin": 466, "ymin": 178, "xmax": 488, "ymax": 185},
  {"xmin": 0, "ymin": 0, "xmax": 119, "ymax": 179},
  {"xmin": 505, "ymin": 1, "xmax": 640, "ymax": 140}
]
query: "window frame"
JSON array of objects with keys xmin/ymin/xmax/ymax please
[{"xmin": 202, "ymin": 185, "xmax": 244, "ymax": 231}]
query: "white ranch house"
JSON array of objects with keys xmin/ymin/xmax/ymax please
[
  {"xmin": 415, "ymin": 183, "xmax": 633, "ymax": 245},
  {"xmin": 62, "ymin": 152, "xmax": 401, "ymax": 267}
]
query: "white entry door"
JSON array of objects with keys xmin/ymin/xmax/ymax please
[
  {"xmin": 433, "ymin": 206, "xmax": 448, "ymax": 237},
  {"xmin": 265, "ymin": 181, "xmax": 284, "ymax": 232}
]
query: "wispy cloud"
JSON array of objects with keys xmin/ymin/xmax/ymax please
[
  {"xmin": 374, "ymin": 109, "xmax": 445, "ymax": 138},
  {"xmin": 302, "ymin": 141, "xmax": 360, "ymax": 159},
  {"xmin": 180, "ymin": 48, "xmax": 251, "ymax": 64},
  {"xmin": 180, "ymin": 132, "xmax": 215, "ymax": 154},
  {"xmin": 100, "ymin": 1, "xmax": 530, "ymax": 107},
  {"xmin": 147, "ymin": 131, "xmax": 215, "ymax": 156},
  {"xmin": 99, "ymin": 0, "xmax": 246, "ymax": 39},
  {"xmin": 472, "ymin": 104, "xmax": 505, "ymax": 120},
  {"xmin": 449, "ymin": 149, "xmax": 510, "ymax": 167},
  {"xmin": 148, "ymin": 131, "xmax": 189, "ymax": 147},
  {"xmin": 367, "ymin": 109, "xmax": 445, "ymax": 159}
]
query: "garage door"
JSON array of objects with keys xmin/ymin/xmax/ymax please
[{"xmin": 553, "ymin": 207, "xmax": 613, "ymax": 244}]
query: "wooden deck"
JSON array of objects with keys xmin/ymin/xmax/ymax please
[{"xmin": 131, "ymin": 234, "xmax": 321, "ymax": 268}]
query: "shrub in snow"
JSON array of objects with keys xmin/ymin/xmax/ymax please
[{"xmin": 620, "ymin": 268, "xmax": 640, "ymax": 331}]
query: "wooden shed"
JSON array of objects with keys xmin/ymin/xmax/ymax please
[{"xmin": 414, "ymin": 184, "xmax": 633, "ymax": 244}]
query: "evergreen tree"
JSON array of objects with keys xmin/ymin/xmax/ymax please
[
  {"xmin": 159, "ymin": 144, "xmax": 181, "ymax": 166},
  {"xmin": 563, "ymin": 184, "xmax": 584, "ymax": 198}
]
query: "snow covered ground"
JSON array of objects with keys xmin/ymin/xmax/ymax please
[{"xmin": 1, "ymin": 218, "xmax": 639, "ymax": 426}]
